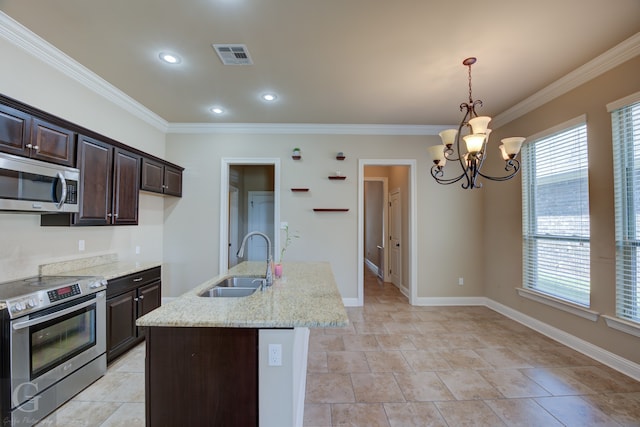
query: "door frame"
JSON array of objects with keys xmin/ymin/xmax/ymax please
[
  {"xmin": 358, "ymin": 159, "xmax": 417, "ymax": 306},
  {"xmin": 219, "ymin": 158, "xmax": 281, "ymax": 274}
]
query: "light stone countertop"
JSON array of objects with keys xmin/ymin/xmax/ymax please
[
  {"xmin": 39, "ymin": 254, "xmax": 160, "ymax": 280},
  {"xmin": 136, "ymin": 261, "xmax": 349, "ymax": 329},
  {"xmin": 51, "ymin": 261, "xmax": 161, "ymax": 281}
]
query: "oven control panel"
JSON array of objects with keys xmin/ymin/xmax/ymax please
[
  {"xmin": 47, "ymin": 284, "xmax": 81, "ymax": 302},
  {"xmin": 4, "ymin": 277, "xmax": 106, "ymax": 318}
]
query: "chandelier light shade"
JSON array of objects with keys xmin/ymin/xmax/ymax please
[{"xmin": 429, "ymin": 57, "xmax": 525, "ymax": 189}]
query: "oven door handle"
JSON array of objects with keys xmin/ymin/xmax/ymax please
[{"xmin": 12, "ymin": 298, "xmax": 96, "ymax": 330}]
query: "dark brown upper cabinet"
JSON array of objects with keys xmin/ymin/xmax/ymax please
[
  {"xmin": 141, "ymin": 157, "xmax": 183, "ymax": 197},
  {"xmin": 43, "ymin": 135, "xmax": 139, "ymax": 226},
  {"xmin": 0, "ymin": 104, "xmax": 75, "ymax": 167}
]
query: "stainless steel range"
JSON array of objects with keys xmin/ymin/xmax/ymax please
[{"xmin": 0, "ymin": 275, "xmax": 107, "ymax": 426}]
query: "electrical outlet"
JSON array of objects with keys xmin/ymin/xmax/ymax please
[
  {"xmin": 135, "ymin": 246, "xmax": 141, "ymax": 255},
  {"xmin": 280, "ymin": 221, "xmax": 288, "ymax": 230},
  {"xmin": 458, "ymin": 277, "xmax": 464, "ymax": 286},
  {"xmin": 78, "ymin": 240, "xmax": 85, "ymax": 252},
  {"xmin": 268, "ymin": 344, "xmax": 282, "ymax": 366}
]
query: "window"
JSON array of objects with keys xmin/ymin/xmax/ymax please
[
  {"xmin": 610, "ymin": 94, "xmax": 640, "ymax": 323},
  {"xmin": 522, "ymin": 117, "xmax": 590, "ymax": 306}
]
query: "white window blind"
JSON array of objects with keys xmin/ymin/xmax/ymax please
[
  {"xmin": 522, "ymin": 121, "xmax": 590, "ymax": 306},
  {"xmin": 611, "ymin": 99, "xmax": 640, "ymax": 323}
]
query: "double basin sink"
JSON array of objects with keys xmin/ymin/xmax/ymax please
[{"xmin": 198, "ymin": 275, "xmax": 266, "ymax": 298}]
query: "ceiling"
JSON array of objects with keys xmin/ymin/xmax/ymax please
[{"xmin": 1, "ymin": 0, "xmax": 639, "ymax": 126}]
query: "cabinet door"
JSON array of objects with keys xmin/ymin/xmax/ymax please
[
  {"xmin": 75, "ymin": 135, "xmax": 113, "ymax": 225},
  {"xmin": 30, "ymin": 118, "xmax": 76, "ymax": 166},
  {"xmin": 163, "ymin": 165, "xmax": 183, "ymax": 197},
  {"xmin": 106, "ymin": 290, "xmax": 137, "ymax": 361},
  {"xmin": 0, "ymin": 104, "xmax": 30, "ymax": 156},
  {"xmin": 140, "ymin": 158, "xmax": 164, "ymax": 193},
  {"xmin": 112, "ymin": 148, "xmax": 140, "ymax": 225},
  {"xmin": 136, "ymin": 281, "xmax": 161, "ymax": 339}
]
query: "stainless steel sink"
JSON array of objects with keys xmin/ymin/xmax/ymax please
[
  {"xmin": 200, "ymin": 287, "xmax": 258, "ymax": 297},
  {"xmin": 214, "ymin": 276, "xmax": 265, "ymax": 288},
  {"xmin": 198, "ymin": 275, "xmax": 265, "ymax": 298}
]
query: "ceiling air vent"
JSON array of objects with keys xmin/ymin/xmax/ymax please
[{"xmin": 212, "ymin": 44, "xmax": 253, "ymax": 65}]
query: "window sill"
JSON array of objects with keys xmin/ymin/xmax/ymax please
[
  {"xmin": 602, "ymin": 315, "xmax": 640, "ymax": 338},
  {"xmin": 516, "ymin": 288, "xmax": 599, "ymax": 321}
]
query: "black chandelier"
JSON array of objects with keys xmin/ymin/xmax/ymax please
[{"xmin": 428, "ymin": 57, "xmax": 525, "ymax": 189}]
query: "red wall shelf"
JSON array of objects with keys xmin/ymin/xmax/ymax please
[
  {"xmin": 328, "ymin": 176, "xmax": 346, "ymax": 180},
  {"xmin": 313, "ymin": 208, "xmax": 349, "ymax": 212},
  {"xmin": 290, "ymin": 188, "xmax": 309, "ymax": 192},
  {"xmin": 336, "ymin": 156, "xmax": 346, "ymax": 160},
  {"xmin": 291, "ymin": 155, "xmax": 301, "ymax": 160}
]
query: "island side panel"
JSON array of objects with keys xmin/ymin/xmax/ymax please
[{"xmin": 145, "ymin": 327, "xmax": 258, "ymax": 427}]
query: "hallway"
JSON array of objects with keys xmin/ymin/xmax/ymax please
[{"xmin": 303, "ymin": 269, "xmax": 640, "ymax": 426}]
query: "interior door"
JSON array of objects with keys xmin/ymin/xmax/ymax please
[
  {"xmin": 247, "ymin": 191, "xmax": 274, "ymax": 261},
  {"xmin": 389, "ymin": 190, "xmax": 402, "ymax": 288}
]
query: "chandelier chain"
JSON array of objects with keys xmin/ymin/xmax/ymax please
[{"xmin": 468, "ymin": 63, "xmax": 473, "ymax": 104}]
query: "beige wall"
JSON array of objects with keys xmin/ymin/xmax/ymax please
[
  {"xmin": 485, "ymin": 56, "xmax": 640, "ymax": 364},
  {"xmin": 163, "ymin": 133, "xmax": 485, "ymax": 300},
  {"xmin": 0, "ymin": 36, "xmax": 167, "ymax": 282}
]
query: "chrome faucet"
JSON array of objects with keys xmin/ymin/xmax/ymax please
[{"xmin": 236, "ymin": 231, "xmax": 273, "ymax": 288}]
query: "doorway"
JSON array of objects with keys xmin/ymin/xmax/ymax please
[
  {"xmin": 358, "ymin": 160, "xmax": 417, "ymax": 306},
  {"xmin": 219, "ymin": 159, "xmax": 281, "ymax": 273}
]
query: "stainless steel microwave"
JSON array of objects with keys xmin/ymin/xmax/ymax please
[{"xmin": 0, "ymin": 152, "xmax": 79, "ymax": 213}]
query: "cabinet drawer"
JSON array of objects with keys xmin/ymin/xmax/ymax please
[{"xmin": 107, "ymin": 266, "xmax": 161, "ymax": 298}]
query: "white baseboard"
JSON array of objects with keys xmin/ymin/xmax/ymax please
[
  {"xmin": 364, "ymin": 258, "xmax": 379, "ymax": 275},
  {"xmin": 410, "ymin": 296, "xmax": 640, "ymax": 381},
  {"xmin": 342, "ymin": 297, "xmax": 360, "ymax": 307},
  {"xmin": 485, "ymin": 298, "xmax": 640, "ymax": 382}
]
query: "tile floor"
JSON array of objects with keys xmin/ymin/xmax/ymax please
[{"xmin": 37, "ymin": 269, "xmax": 640, "ymax": 426}]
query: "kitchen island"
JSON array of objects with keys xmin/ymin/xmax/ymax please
[{"xmin": 136, "ymin": 261, "xmax": 348, "ymax": 427}]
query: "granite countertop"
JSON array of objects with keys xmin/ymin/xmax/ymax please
[
  {"xmin": 39, "ymin": 254, "xmax": 160, "ymax": 280},
  {"xmin": 136, "ymin": 261, "xmax": 349, "ymax": 329},
  {"xmin": 51, "ymin": 261, "xmax": 161, "ymax": 281}
]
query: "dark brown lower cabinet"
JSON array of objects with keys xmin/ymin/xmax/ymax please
[
  {"xmin": 145, "ymin": 327, "xmax": 258, "ymax": 427},
  {"xmin": 106, "ymin": 267, "xmax": 161, "ymax": 362}
]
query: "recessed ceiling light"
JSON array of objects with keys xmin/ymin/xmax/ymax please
[
  {"xmin": 159, "ymin": 52, "xmax": 181, "ymax": 64},
  {"xmin": 210, "ymin": 107, "xmax": 225, "ymax": 114},
  {"xmin": 262, "ymin": 93, "xmax": 278, "ymax": 102}
]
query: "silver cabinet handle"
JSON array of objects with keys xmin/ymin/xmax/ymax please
[
  {"xmin": 26, "ymin": 143, "xmax": 32, "ymax": 149},
  {"xmin": 139, "ymin": 295, "xmax": 144, "ymax": 300},
  {"xmin": 34, "ymin": 145, "xmax": 39, "ymax": 149},
  {"xmin": 133, "ymin": 277, "xmax": 143, "ymax": 282}
]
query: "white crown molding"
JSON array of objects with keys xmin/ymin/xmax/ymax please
[
  {"xmin": 166, "ymin": 122, "xmax": 452, "ymax": 135},
  {"xmin": 492, "ymin": 32, "xmax": 640, "ymax": 128},
  {"xmin": 0, "ymin": 12, "xmax": 169, "ymax": 133},
  {"xmin": 3, "ymin": 10, "xmax": 637, "ymax": 136}
]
